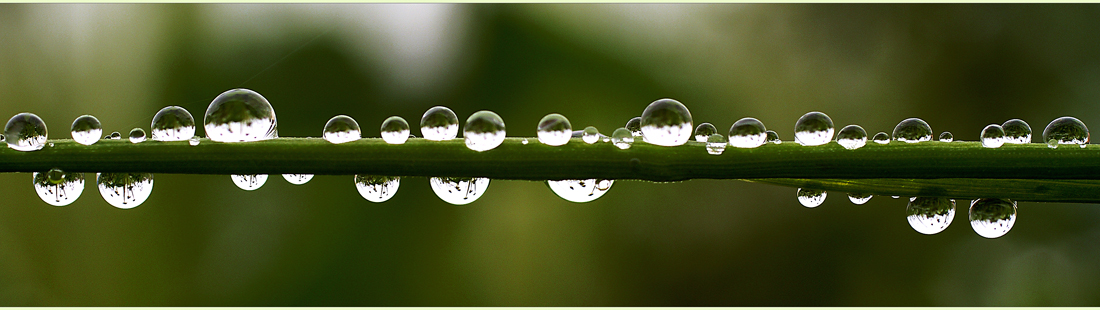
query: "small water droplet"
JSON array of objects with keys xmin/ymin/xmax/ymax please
[
  {"xmin": 611, "ymin": 127, "xmax": 634, "ymax": 149},
  {"xmin": 848, "ymin": 193, "xmax": 872, "ymax": 205},
  {"xmin": 537, "ymin": 113, "xmax": 571, "ymax": 146},
  {"xmin": 892, "ymin": 118, "xmax": 932, "ymax": 143},
  {"xmin": 641, "ymin": 98, "xmax": 693, "ymax": 147},
  {"xmin": 151, "ymin": 106, "xmax": 196, "ymax": 142},
  {"xmin": 129, "ymin": 128, "xmax": 146, "ymax": 143},
  {"xmin": 204, "ymin": 89, "xmax": 278, "ymax": 142},
  {"xmin": 380, "ymin": 116, "xmax": 410, "ymax": 144},
  {"xmin": 980, "ymin": 124, "xmax": 1005, "ymax": 148},
  {"xmin": 1043, "ymin": 116, "xmax": 1089, "ymax": 149},
  {"xmin": 464, "ymin": 111, "xmax": 506, "ymax": 152},
  {"xmin": 765, "ymin": 130, "xmax": 781, "ymax": 144},
  {"xmin": 835, "ymin": 124, "xmax": 867, "ymax": 150},
  {"xmin": 728, "ymin": 117, "xmax": 767, "ymax": 148},
  {"xmin": 694, "ymin": 123, "xmax": 717, "ymax": 142},
  {"xmin": 797, "ymin": 188, "xmax": 827, "ymax": 208},
  {"xmin": 109, "ymin": 132, "xmax": 121, "ymax": 140},
  {"xmin": 97, "ymin": 172, "xmax": 153, "ymax": 209},
  {"xmin": 872, "ymin": 132, "xmax": 890, "ymax": 144},
  {"xmin": 938, "ymin": 131, "xmax": 953, "ymax": 142},
  {"xmin": 430, "ymin": 177, "xmax": 489, "ymax": 205},
  {"xmin": 33, "ymin": 169, "xmax": 84, "ymax": 207},
  {"xmin": 231, "ymin": 174, "xmax": 268, "ymax": 191},
  {"xmin": 421, "ymin": 106, "xmax": 459, "ymax": 141},
  {"xmin": 547, "ymin": 179, "xmax": 613, "ymax": 203},
  {"xmin": 907, "ymin": 197, "xmax": 956, "ymax": 235},
  {"xmin": 4, "ymin": 112, "xmax": 47, "ymax": 151},
  {"xmin": 282, "ymin": 174, "xmax": 314, "ymax": 185},
  {"xmin": 355, "ymin": 175, "xmax": 400, "ymax": 203},
  {"xmin": 71, "ymin": 115, "xmax": 102, "ymax": 145},
  {"xmin": 521, "ymin": 139, "xmax": 529, "ymax": 145},
  {"xmin": 322, "ymin": 115, "xmax": 361, "ymax": 144},
  {"xmin": 1001, "ymin": 119, "xmax": 1031, "ymax": 144},
  {"xmin": 705, "ymin": 134, "xmax": 727, "ymax": 155},
  {"xmin": 189, "ymin": 136, "xmax": 200, "ymax": 146},
  {"xmin": 794, "ymin": 111, "xmax": 834, "ymax": 146},
  {"xmin": 582, "ymin": 126, "xmax": 600, "ymax": 144},
  {"xmin": 969, "ymin": 198, "xmax": 1017, "ymax": 239},
  {"xmin": 892, "ymin": 196, "xmax": 900, "ymax": 199},
  {"xmin": 48, "ymin": 142, "xmax": 54, "ymax": 147},
  {"xmin": 625, "ymin": 117, "xmax": 642, "ymax": 137}
]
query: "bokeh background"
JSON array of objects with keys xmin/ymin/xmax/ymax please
[{"xmin": 2, "ymin": 3, "xmax": 1100, "ymax": 306}]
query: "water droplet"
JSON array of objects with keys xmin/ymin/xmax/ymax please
[
  {"xmin": 355, "ymin": 175, "xmax": 400, "ymax": 203},
  {"xmin": 1043, "ymin": 116, "xmax": 1089, "ymax": 149},
  {"xmin": 611, "ymin": 127, "xmax": 634, "ymax": 149},
  {"xmin": 969, "ymin": 198, "xmax": 1017, "ymax": 239},
  {"xmin": 204, "ymin": 89, "xmax": 278, "ymax": 142},
  {"xmin": 694, "ymin": 123, "xmax": 717, "ymax": 142},
  {"xmin": 980, "ymin": 124, "xmax": 1005, "ymax": 148},
  {"xmin": 97, "ymin": 172, "xmax": 153, "ymax": 209},
  {"xmin": 794, "ymin": 111, "xmax": 834, "ymax": 146},
  {"xmin": 892, "ymin": 118, "xmax": 932, "ymax": 143},
  {"xmin": 189, "ymin": 137, "xmax": 200, "ymax": 146},
  {"xmin": 151, "ymin": 106, "xmax": 196, "ymax": 142},
  {"xmin": 872, "ymin": 132, "xmax": 890, "ymax": 144},
  {"xmin": 547, "ymin": 179, "xmax": 613, "ymax": 203},
  {"xmin": 938, "ymin": 131, "xmax": 953, "ymax": 142},
  {"xmin": 33, "ymin": 169, "xmax": 84, "ymax": 207},
  {"xmin": 797, "ymin": 188, "xmax": 827, "ymax": 208},
  {"xmin": 640, "ymin": 99, "xmax": 693, "ymax": 147},
  {"xmin": 765, "ymin": 130, "xmax": 781, "ymax": 144},
  {"xmin": 906, "ymin": 197, "xmax": 956, "ymax": 235},
  {"xmin": 48, "ymin": 142, "xmax": 54, "ymax": 147},
  {"xmin": 537, "ymin": 113, "xmax": 571, "ymax": 146},
  {"xmin": 109, "ymin": 132, "xmax": 121, "ymax": 140},
  {"xmin": 835, "ymin": 124, "xmax": 867, "ymax": 150},
  {"xmin": 322, "ymin": 115, "xmax": 361, "ymax": 144},
  {"xmin": 4, "ymin": 112, "xmax": 47, "ymax": 151},
  {"xmin": 381, "ymin": 116, "xmax": 410, "ymax": 144},
  {"xmin": 420, "ymin": 106, "xmax": 459, "ymax": 141},
  {"xmin": 705, "ymin": 134, "xmax": 727, "ymax": 155},
  {"xmin": 848, "ymin": 193, "xmax": 872, "ymax": 205},
  {"xmin": 231, "ymin": 174, "xmax": 268, "ymax": 191},
  {"xmin": 625, "ymin": 117, "xmax": 642, "ymax": 137},
  {"xmin": 464, "ymin": 111, "xmax": 506, "ymax": 152},
  {"xmin": 128, "ymin": 128, "xmax": 146, "ymax": 143},
  {"xmin": 70, "ymin": 115, "xmax": 102, "ymax": 145},
  {"xmin": 282, "ymin": 174, "xmax": 314, "ymax": 185},
  {"xmin": 728, "ymin": 117, "xmax": 767, "ymax": 149},
  {"xmin": 582, "ymin": 126, "xmax": 600, "ymax": 144},
  {"xmin": 892, "ymin": 195, "xmax": 901, "ymax": 199},
  {"xmin": 1001, "ymin": 119, "xmax": 1031, "ymax": 144},
  {"xmin": 521, "ymin": 139, "xmax": 529, "ymax": 145},
  {"xmin": 430, "ymin": 177, "xmax": 489, "ymax": 205}
]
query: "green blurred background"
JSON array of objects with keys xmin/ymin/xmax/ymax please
[{"xmin": 2, "ymin": 3, "xmax": 1100, "ymax": 306}]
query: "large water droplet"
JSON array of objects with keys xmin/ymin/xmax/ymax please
[
  {"xmin": 794, "ymin": 111, "xmax": 834, "ymax": 146},
  {"xmin": 430, "ymin": 177, "xmax": 489, "ymax": 205},
  {"xmin": 547, "ymin": 179, "xmax": 613, "ymax": 203},
  {"xmin": 906, "ymin": 197, "xmax": 956, "ymax": 235},
  {"xmin": 355, "ymin": 175, "xmax": 400, "ymax": 203},
  {"xmin": 611, "ymin": 127, "xmax": 634, "ymax": 149},
  {"xmin": 381, "ymin": 116, "xmax": 410, "ymax": 144},
  {"xmin": 582, "ymin": 126, "xmax": 600, "ymax": 144},
  {"xmin": 71, "ymin": 115, "xmax": 102, "ymax": 146},
  {"xmin": 4, "ymin": 112, "xmax": 47, "ymax": 151},
  {"xmin": 204, "ymin": 89, "xmax": 277, "ymax": 142},
  {"xmin": 189, "ymin": 137, "xmax": 200, "ymax": 146},
  {"xmin": 282, "ymin": 174, "xmax": 314, "ymax": 185},
  {"xmin": 938, "ymin": 131, "xmax": 953, "ymax": 142},
  {"xmin": 33, "ymin": 169, "xmax": 84, "ymax": 207},
  {"xmin": 892, "ymin": 118, "xmax": 932, "ymax": 143},
  {"xmin": 848, "ymin": 193, "xmax": 872, "ymax": 205},
  {"xmin": 109, "ymin": 132, "xmax": 121, "ymax": 140},
  {"xmin": 129, "ymin": 128, "xmax": 146, "ymax": 143},
  {"xmin": 872, "ymin": 132, "xmax": 890, "ymax": 144},
  {"xmin": 765, "ymin": 130, "xmax": 781, "ymax": 144},
  {"xmin": 835, "ymin": 124, "xmax": 867, "ymax": 150},
  {"xmin": 151, "ymin": 106, "xmax": 196, "ymax": 142},
  {"xmin": 969, "ymin": 198, "xmax": 1017, "ymax": 239},
  {"xmin": 1043, "ymin": 116, "xmax": 1089, "ymax": 149},
  {"xmin": 625, "ymin": 117, "xmax": 642, "ymax": 137},
  {"xmin": 797, "ymin": 188, "xmax": 827, "ymax": 208},
  {"xmin": 421, "ymin": 106, "xmax": 459, "ymax": 141},
  {"xmin": 980, "ymin": 124, "xmax": 1005, "ymax": 148},
  {"xmin": 1001, "ymin": 119, "xmax": 1031, "ymax": 144},
  {"xmin": 322, "ymin": 115, "xmax": 361, "ymax": 144},
  {"xmin": 640, "ymin": 98, "xmax": 693, "ymax": 147},
  {"xmin": 694, "ymin": 123, "xmax": 717, "ymax": 143},
  {"xmin": 97, "ymin": 172, "xmax": 153, "ymax": 209},
  {"xmin": 537, "ymin": 113, "xmax": 571, "ymax": 146},
  {"xmin": 706, "ymin": 133, "xmax": 727, "ymax": 155},
  {"xmin": 729, "ymin": 117, "xmax": 767, "ymax": 148},
  {"xmin": 231, "ymin": 174, "xmax": 268, "ymax": 191},
  {"xmin": 464, "ymin": 111, "xmax": 506, "ymax": 152}
]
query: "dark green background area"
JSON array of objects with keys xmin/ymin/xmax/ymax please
[{"xmin": 1, "ymin": 3, "xmax": 1100, "ymax": 306}]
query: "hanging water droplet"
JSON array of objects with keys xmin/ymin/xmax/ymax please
[
  {"xmin": 189, "ymin": 137, "xmax": 200, "ymax": 146},
  {"xmin": 1043, "ymin": 116, "xmax": 1089, "ymax": 149},
  {"xmin": 420, "ymin": 106, "xmax": 459, "ymax": 141},
  {"xmin": 71, "ymin": 115, "xmax": 102, "ymax": 146},
  {"xmin": 765, "ymin": 130, "xmax": 781, "ymax": 144},
  {"xmin": 150, "ymin": 106, "xmax": 196, "ymax": 142},
  {"xmin": 625, "ymin": 117, "xmax": 642, "ymax": 137},
  {"xmin": 380, "ymin": 116, "xmax": 410, "ymax": 145},
  {"xmin": 282, "ymin": 174, "xmax": 314, "ymax": 185},
  {"xmin": 872, "ymin": 132, "xmax": 890, "ymax": 144},
  {"xmin": 231, "ymin": 174, "xmax": 268, "ymax": 191},
  {"xmin": 430, "ymin": 177, "xmax": 489, "ymax": 205},
  {"xmin": 938, "ymin": 131, "xmax": 953, "ymax": 142},
  {"xmin": 547, "ymin": 179, "xmax": 613, "ymax": 203},
  {"xmin": 582, "ymin": 126, "xmax": 600, "ymax": 144},
  {"xmin": 355, "ymin": 175, "xmax": 400, "ymax": 203},
  {"xmin": 980, "ymin": 124, "xmax": 1005, "ymax": 148},
  {"xmin": 640, "ymin": 99, "xmax": 693, "ymax": 147},
  {"xmin": 892, "ymin": 196, "xmax": 901, "ymax": 199},
  {"xmin": 848, "ymin": 193, "xmax": 872, "ymax": 205},
  {"xmin": 969, "ymin": 198, "xmax": 1017, "ymax": 239},
  {"xmin": 464, "ymin": 111, "xmax": 506, "ymax": 152},
  {"xmin": 109, "ymin": 132, "xmax": 121, "ymax": 140},
  {"xmin": 728, "ymin": 117, "xmax": 767, "ymax": 148},
  {"xmin": 322, "ymin": 115, "xmax": 361, "ymax": 144},
  {"xmin": 1001, "ymin": 119, "xmax": 1031, "ymax": 144},
  {"xmin": 537, "ymin": 113, "xmax": 572, "ymax": 146},
  {"xmin": 4, "ymin": 112, "xmax": 47, "ymax": 151},
  {"xmin": 129, "ymin": 128, "xmax": 146, "ymax": 143},
  {"xmin": 204, "ymin": 89, "xmax": 278, "ymax": 142},
  {"xmin": 33, "ymin": 169, "xmax": 84, "ymax": 207},
  {"xmin": 835, "ymin": 124, "xmax": 867, "ymax": 150},
  {"xmin": 892, "ymin": 118, "xmax": 932, "ymax": 143},
  {"xmin": 705, "ymin": 133, "xmax": 727, "ymax": 155},
  {"xmin": 797, "ymin": 188, "xmax": 827, "ymax": 208},
  {"xmin": 906, "ymin": 197, "xmax": 956, "ymax": 235},
  {"xmin": 694, "ymin": 123, "xmax": 717, "ymax": 142},
  {"xmin": 97, "ymin": 172, "xmax": 153, "ymax": 209},
  {"xmin": 794, "ymin": 111, "xmax": 834, "ymax": 146},
  {"xmin": 611, "ymin": 127, "xmax": 634, "ymax": 150}
]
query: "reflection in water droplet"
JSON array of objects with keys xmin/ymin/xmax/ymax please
[
  {"xmin": 797, "ymin": 188, "xmax": 827, "ymax": 208},
  {"xmin": 906, "ymin": 197, "xmax": 956, "ymax": 235},
  {"xmin": 729, "ymin": 117, "xmax": 767, "ymax": 148},
  {"xmin": 548, "ymin": 179, "xmax": 613, "ymax": 203},
  {"xmin": 694, "ymin": 123, "xmax": 717, "ymax": 142},
  {"xmin": 938, "ymin": 131, "xmax": 953, "ymax": 142},
  {"xmin": 189, "ymin": 137, "xmax": 200, "ymax": 146},
  {"xmin": 765, "ymin": 130, "xmax": 781, "ymax": 144},
  {"xmin": 1043, "ymin": 116, "xmax": 1089, "ymax": 149},
  {"xmin": 71, "ymin": 115, "xmax": 102, "ymax": 145},
  {"xmin": 1001, "ymin": 119, "xmax": 1031, "ymax": 144},
  {"xmin": 969, "ymin": 198, "xmax": 1017, "ymax": 239},
  {"xmin": 706, "ymin": 134, "xmax": 727, "ymax": 155},
  {"xmin": 231, "ymin": 174, "xmax": 268, "ymax": 191},
  {"xmin": 625, "ymin": 117, "xmax": 642, "ymax": 137},
  {"xmin": 464, "ymin": 111, "xmax": 506, "ymax": 152},
  {"xmin": 980, "ymin": 124, "xmax": 1005, "ymax": 148},
  {"xmin": 97, "ymin": 172, "xmax": 153, "ymax": 209},
  {"xmin": 641, "ymin": 99, "xmax": 693, "ymax": 147},
  {"xmin": 537, "ymin": 113, "xmax": 571, "ymax": 146},
  {"xmin": 322, "ymin": 115, "xmax": 361, "ymax": 144},
  {"xmin": 204, "ymin": 89, "xmax": 278, "ymax": 142},
  {"xmin": 109, "ymin": 132, "xmax": 121, "ymax": 140},
  {"xmin": 892, "ymin": 118, "xmax": 932, "ymax": 143},
  {"xmin": 836, "ymin": 124, "xmax": 867, "ymax": 150},
  {"xmin": 794, "ymin": 111, "xmax": 834, "ymax": 146},
  {"xmin": 33, "ymin": 169, "xmax": 84, "ymax": 206},
  {"xmin": 848, "ymin": 193, "xmax": 872, "ymax": 205},
  {"xmin": 151, "ymin": 106, "xmax": 196, "ymax": 141},
  {"xmin": 355, "ymin": 175, "xmax": 400, "ymax": 203},
  {"xmin": 611, "ymin": 127, "xmax": 634, "ymax": 149},
  {"xmin": 582, "ymin": 126, "xmax": 600, "ymax": 144},
  {"xmin": 872, "ymin": 132, "xmax": 890, "ymax": 144},
  {"xmin": 129, "ymin": 128, "xmax": 146, "ymax": 143},
  {"xmin": 381, "ymin": 116, "xmax": 410, "ymax": 144},
  {"xmin": 282, "ymin": 174, "xmax": 314, "ymax": 185},
  {"xmin": 5, "ymin": 113, "xmax": 47, "ymax": 151},
  {"xmin": 430, "ymin": 177, "xmax": 489, "ymax": 205},
  {"xmin": 421, "ymin": 106, "xmax": 459, "ymax": 141}
]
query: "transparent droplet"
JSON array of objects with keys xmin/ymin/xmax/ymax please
[
  {"xmin": 70, "ymin": 115, "xmax": 102, "ymax": 145},
  {"xmin": 4, "ymin": 112, "xmax": 47, "ymax": 151},
  {"xmin": 611, "ymin": 127, "xmax": 634, "ymax": 149},
  {"xmin": 537, "ymin": 113, "xmax": 571, "ymax": 146},
  {"xmin": 872, "ymin": 132, "xmax": 890, "ymax": 144},
  {"xmin": 189, "ymin": 137, "xmax": 200, "ymax": 146},
  {"xmin": 381, "ymin": 116, "xmax": 410, "ymax": 144},
  {"xmin": 980, "ymin": 124, "xmax": 1005, "ymax": 148},
  {"xmin": 97, "ymin": 172, "xmax": 153, "ymax": 209},
  {"xmin": 906, "ymin": 197, "xmax": 956, "ymax": 235},
  {"xmin": 706, "ymin": 133, "xmax": 727, "ymax": 155},
  {"xmin": 109, "ymin": 132, "xmax": 121, "ymax": 140},
  {"xmin": 429, "ymin": 177, "xmax": 489, "ymax": 205},
  {"xmin": 848, "ymin": 193, "xmax": 872, "ymax": 205},
  {"xmin": 694, "ymin": 123, "xmax": 717, "ymax": 142},
  {"xmin": 521, "ymin": 139, "xmax": 529, "ymax": 145},
  {"xmin": 1043, "ymin": 116, "xmax": 1089, "ymax": 149},
  {"xmin": 625, "ymin": 116, "xmax": 642, "ymax": 137},
  {"xmin": 204, "ymin": 88, "xmax": 278, "ymax": 142},
  {"xmin": 794, "ymin": 111, "xmax": 834, "ymax": 146},
  {"xmin": 128, "ymin": 128, "xmax": 146, "ymax": 143},
  {"xmin": 797, "ymin": 188, "xmax": 827, "ymax": 208},
  {"xmin": 547, "ymin": 179, "xmax": 613, "ymax": 203},
  {"xmin": 938, "ymin": 131, "xmax": 953, "ymax": 142},
  {"xmin": 1001, "ymin": 119, "xmax": 1031, "ymax": 144},
  {"xmin": 728, "ymin": 117, "xmax": 767, "ymax": 149},
  {"xmin": 33, "ymin": 169, "xmax": 84, "ymax": 207},
  {"xmin": 322, "ymin": 115, "xmax": 361, "ymax": 144},
  {"xmin": 835, "ymin": 124, "xmax": 867, "ymax": 150},
  {"xmin": 150, "ymin": 106, "xmax": 196, "ymax": 142},
  {"xmin": 892, "ymin": 118, "xmax": 932, "ymax": 143},
  {"xmin": 969, "ymin": 198, "xmax": 1017, "ymax": 239},
  {"xmin": 355, "ymin": 175, "xmax": 400, "ymax": 203},
  {"xmin": 420, "ymin": 106, "xmax": 459, "ymax": 141},
  {"xmin": 582, "ymin": 126, "xmax": 600, "ymax": 144},
  {"xmin": 765, "ymin": 130, "xmax": 781, "ymax": 144},
  {"xmin": 282, "ymin": 174, "xmax": 314, "ymax": 185},
  {"xmin": 640, "ymin": 99, "xmax": 693, "ymax": 147},
  {"xmin": 231, "ymin": 174, "xmax": 268, "ymax": 191},
  {"xmin": 464, "ymin": 111, "xmax": 506, "ymax": 152}
]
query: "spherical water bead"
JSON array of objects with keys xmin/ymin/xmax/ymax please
[
  {"xmin": 97, "ymin": 172, "xmax": 153, "ymax": 209},
  {"xmin": 1001, "ymin": 119, "xmax": 1031, "ymax": 144},
  {"xmin": 872, "ymin": 132, "xmax": 890, "ymax": 144},
  {"xmin": 728, "ymin": 117, "xmax": 767, "ymax": 148},
  {"xmin": 189, "ymin": 137, "xmax": 200, "ymax": 146},
  {"xmin": 611, "ymin": 127, "xmax": 634, "ymax": 150},
  {"xmin": 420, "ymin": 106, "xmax": 459, "ymax": 141},
  {"xmin": 797, "ymin": 188, "xmax": 827, "ymax": 208},
  {"xmin": 582, "ymin": 126, "xmax": 600, "ymax": 144},
  {"xmin": 969, "ymin": 198, "xmax": 1017, "ymax": 239},
  {"xmin": 282, "ymin": 174, "xmax": 314, "ymax": 185},
  {"xmin": 537, "ymin": 113, "xmax": 571, "ymax": 146},
  {"xmin": 547, "ymin": 179, "xmax": 613, "ymax": 203},
  {"xmin": 938, "ymin": 131, "xmax": 954, "ymax": 142},
  {"xmin": 33, "ymin": 169, "xmax": 85, "ymax": 207},
  {"xmin": 625, "ymin": 116, "xmax": 642, "ymax": 137},
  {"xmin": 204, "ymin": 89, "xmax": 278, "ymax": 142},
  {"xmin": 765, "ymin": 130, "xmax": 781, "ymax": 144},
  {"xmin": 464, "ymin": 111, "xmax": 506, "ymax": 152},
  {"xmin": 109, "ymin": 132, "xmax": 121, "ymax": 140},
  {"xmin": 70, "ymin": 115, "xmax": 102, "ymax": 145},
  {"xmin": 640, "ymin": 98, "xmax": 693, "ymax": 147},
  {"xmin": 129, "ymin": 128, "xmax": 146, "ymax": 143},
  {"xmin": 379, "ymin": 116, "xmax": 410, "ymax": 145},
  {"xmin": 906, "ymin": 197, "xmax": 956, "ymax": 235},
  {"xmin": 4, "ymin": 112, "xmax": 47, "ymax": 151},
  {"xmin": 429, "ymin": 177, "xmax": 489, "ymax": 205},
  {"xmin": 694, "ymin": 123, "xmax": 717, "ymax": 143},
  {"xmin": 980, "ymin": 124, "xmax": 1005, "ymax": 148},
  {"xmin": 150, "ymin": 106, "xmax": 196, "ymax": 142},
  {"xmin": 794, "ymin": 111, "xmax": 834, "ymax": 146},
  {"xmin": 355, "ymin": 175, "xmax": 400, "ymax": 203},
  {"xmin": 322, "ymin": 115, "xmax": 361, "ymax": 144},
  {"xmin": 835, "ymin": 124, "xmax": 867, "ymax": 150},
  {"xmin": 231, "ymin": 174, "xmax": 268, "ymax": 191},
  {"xmin": 892, "ymin": 118, "xmax": 932, "ymax": 143},
  {"xmin": 706, "ymin": 134, "xmax": 727, "ymax": 155},
  {"xmin": 1043, "ymin": 116, "xmax": 1089, "ymax": 149},
  {"xmin": 848, "ymin": 193, "xmax": 872, "ymax": 205}
]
